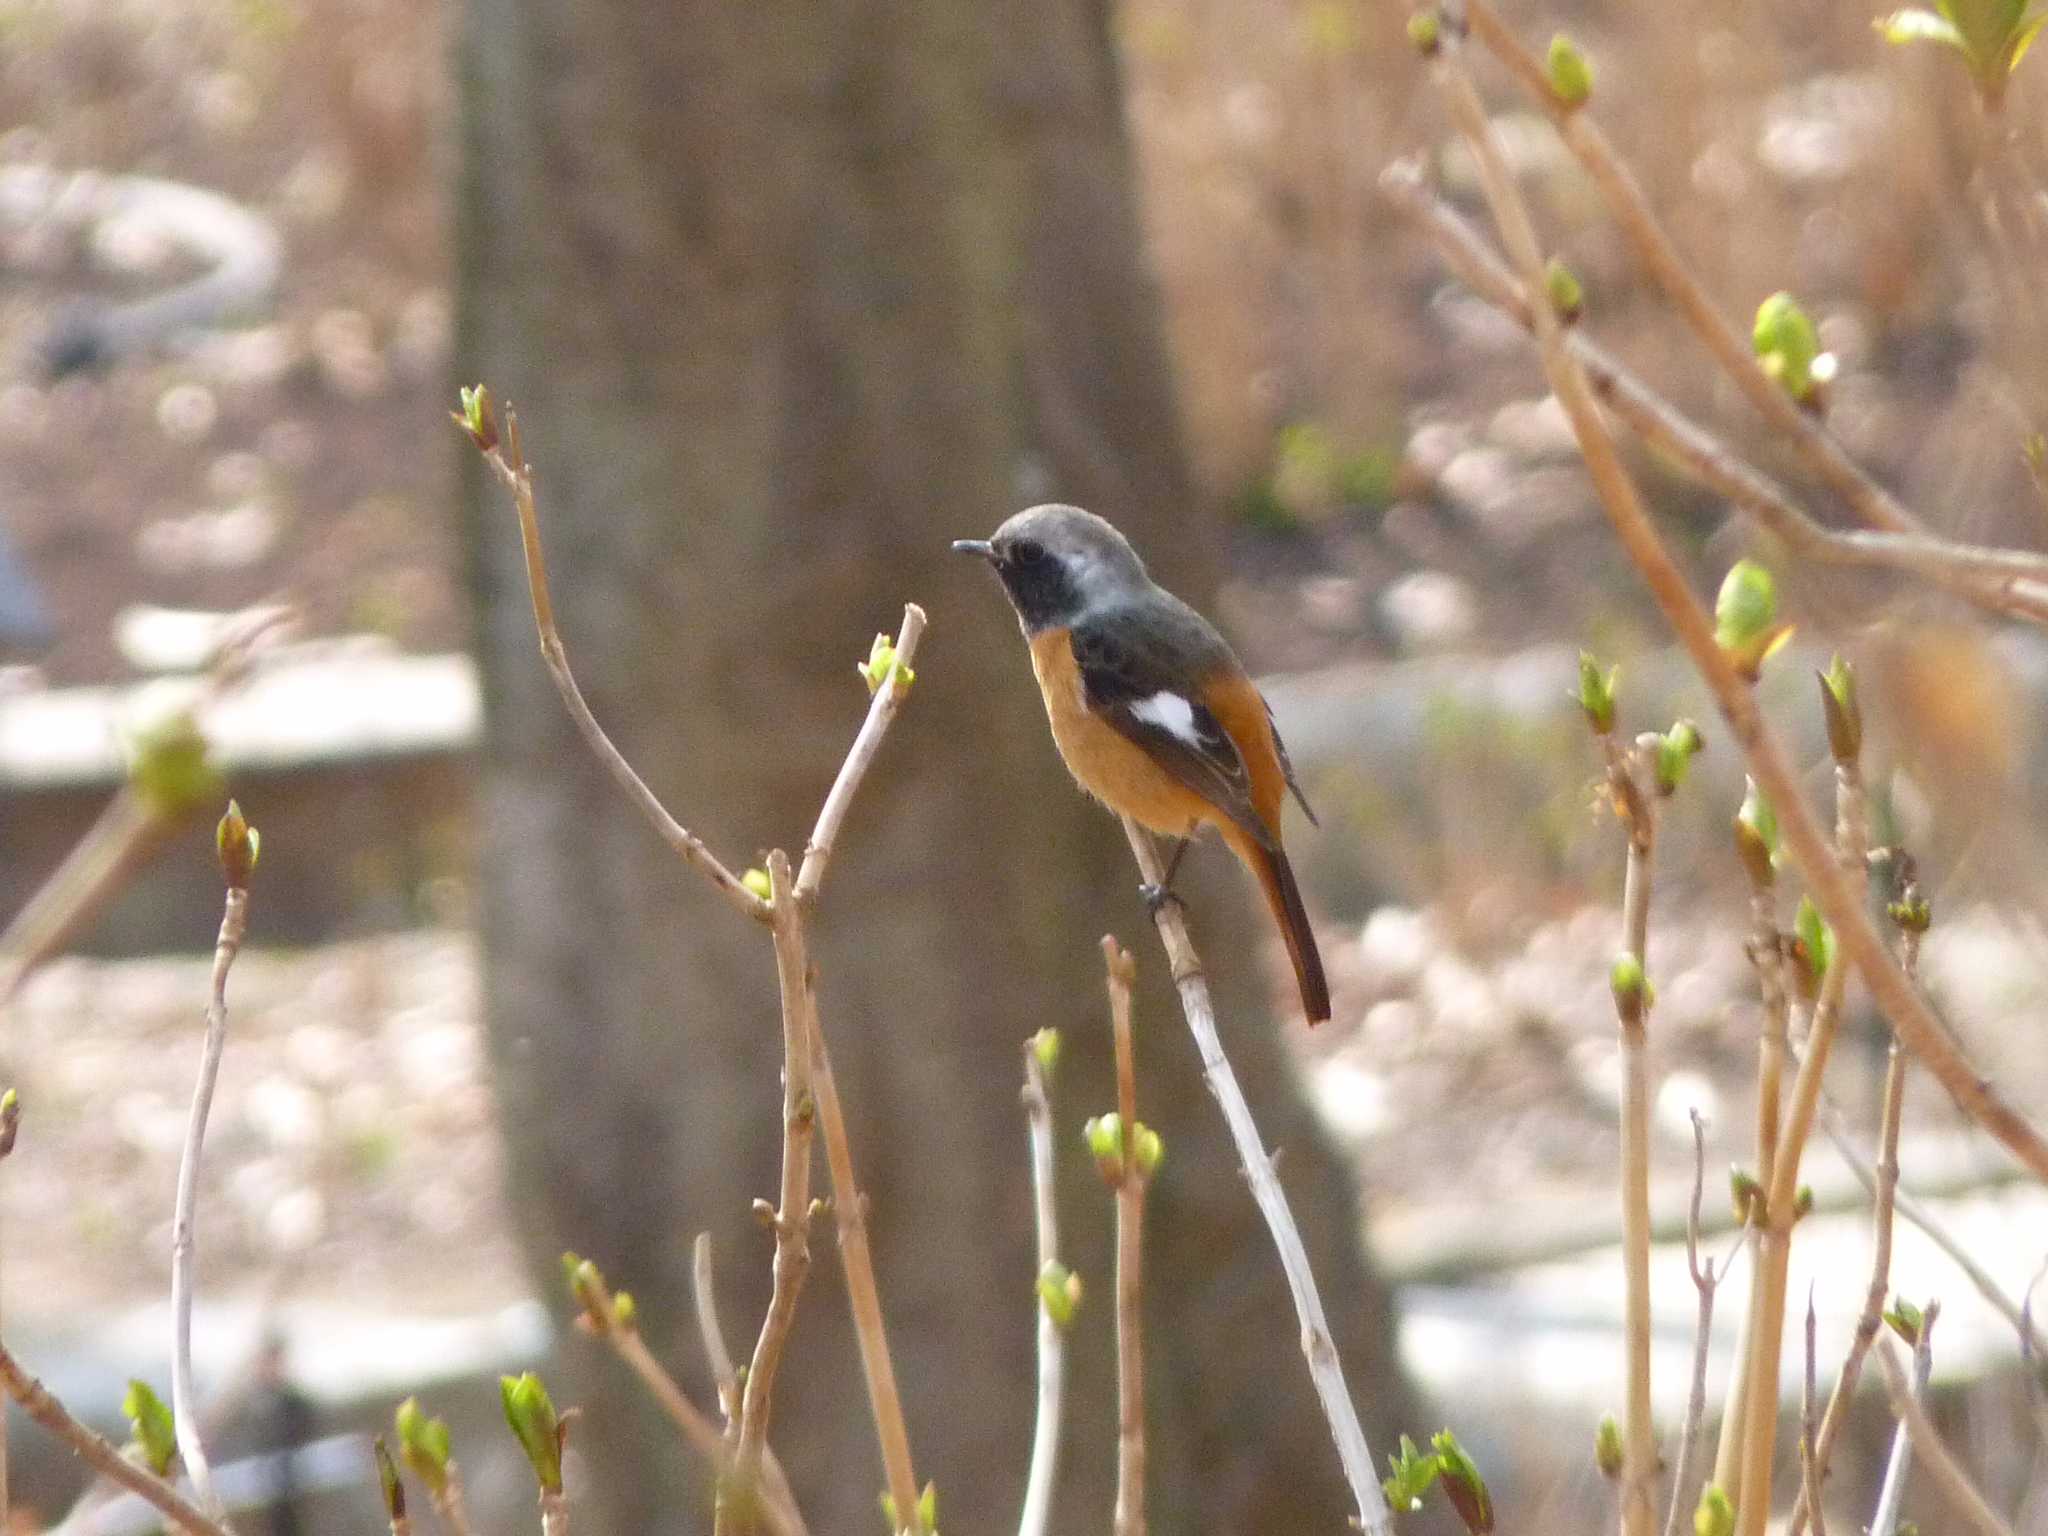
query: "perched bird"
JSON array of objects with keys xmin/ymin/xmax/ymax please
[{"xmin": 955, "ymin": 504, "xmax": 1329, "ymax": 1024}]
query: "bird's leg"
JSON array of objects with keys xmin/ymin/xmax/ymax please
[{"xmin": 1139, "ymin": 833, "xmax": 1193, "ymax": 915}]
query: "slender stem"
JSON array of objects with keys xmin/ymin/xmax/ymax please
[
  {"xmin": 540, "ymin": 1489, "xmax": 570, "ymax": 1536},
  {"xmin": 432, "ymin": 1464, "xmax": 479, "ymax": 1536},
  {"xmin": 468, "ymin": 401, "xmax": 927, "ymax": 1531},
  {"xmin": 1732, "ymin": 751, "xmax": 1869, "ymax": 1534},
  {"xmin": 1605, "ymin": 737, "xmax": 1657, "ymax": 1536},
  {"xmin": 1791, "ymin": 1041, "xmax": 1907, "ymax": 1536},
  {"xmin": 477, "ymin": 410, "xmax": 770, "ymax": 925},
  {"xmin": 1103, "ymin": 937, "xmax": 1147, "ymax": 1536},
  {"xmin": 1119, "ymin": 817, "xmax": 1394, "ymax": 1536},
  {"xmin": 693, "ymin": 1233, "xmax": 742, "ymax": 1425},
  {"xmin": 1017, "ymin": 1045, "xmax": 1065, "ymax": 1536},
  {"xmin": 0, "ymin": 1340, "xmax": 233, "ymax": 1536},
  {"xmin": 1717, "ymin": 877, "xmax": 1786, "ymax": 1501},
  {"xmin": 1800, "ymin": 1293, "xmax": 1826, "ymax": 1536},
  {"xmin": 171, "ymin": 883, "xmax": 250, "ymax": 1521},
  {"xmin": 1662, "ymin": 1111, "xmax": 1722, "ymax": 1536},
  {"xmin": 722, "ymin": 851, "xmax": 817, "ymax": 1536},
  {"xmin": 795, "ymin": 606, "xmax": 927, "ymax": 903},
  {"xmin": 1421, "ymin": 13, "xmax": 2048, "ymax": 1189},
  {"xmin": 808, "ymin": 1022, "xmax": 922, "ymax": 1534},
  {"xmin": 1375, "ymin": 162, "xmax": 2048, "ymax": 625}
]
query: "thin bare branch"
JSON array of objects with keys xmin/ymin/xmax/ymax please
[
  {"xmin": 1120, "ymin": 817, "xmax": 1394, "ymax": 1536},
  {"xmin": 1103, "ymin": 936, "xmax": 1148, "ymax": 1536},
  {"xmin": 0, "ymin": 1339, "xmax": 233, "ymax": 1536},
  {"xmin": 723, "ymin": 850, "xmax": 817, "ymax": 1536},
  {"xmin": 1792, "ymin": 1041, "xmax": 1908, "ymax": 1536},
  {"xmin": 574, "ymin": 1259, "xmax": 806, "ymax": 1536},
  {"xmin": 540, "ymin": 1488, "xmax": 570, "ymax": 1536},
  {"xmin": 1663, "ymin": 1110, "xmax": 1723, "ymax": 1536},
  {"xmin": 1017, "ymin": 1041, "xmax": 1066, "ymax": 1536},
  {"xmin": 1872, "ymin": 1326, "xmax": 2015, "ymax": 1536},
  {"xmin": 1801, "ymin": 1292, "xmax": 1826, "ymax": 1536},
  {"xmin": 1376, "ymin": 162, "xmax": 2048, "ymax": 625},
  {"xmin": 693, "ymin": 1233, "xmax": 741, "ymax": 1425},
  {"xmin": 472, "ymin": 407, "xmax": 771, "ymax": 925},
  {"xmin": 171, "ymin": 879, "xmax": 250, "ymax": 1521},
  {"xmin": 807, "ymin": 1023, "xmax": 922, "ymax": 1534}
]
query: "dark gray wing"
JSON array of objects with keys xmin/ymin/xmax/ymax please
[
  {"xmin": 1068, "ymin": 607, "xmax": 1273, "ymax": 848},
  {"xmin": 1266, "ymin": 698, "xmax": 1319, "ymax": 826}
]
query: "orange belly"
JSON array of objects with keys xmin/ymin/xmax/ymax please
[{"xmin": 1028, "ymin": 626, "xmax": 1222, "ymax": 836}]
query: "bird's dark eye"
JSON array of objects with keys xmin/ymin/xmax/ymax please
[{"xmin": 1009, "ymin": 538, "xmax": 1046, "ymax": 566}]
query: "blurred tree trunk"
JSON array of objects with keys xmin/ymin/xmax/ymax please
[{"xmin": 455, "ymin": 3, "xmax": 1422, "ymax": 1532}]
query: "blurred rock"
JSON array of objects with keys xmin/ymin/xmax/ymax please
[{"xmin": 1379, "ymin": 569, "xmax": 1475, "ymax": 653}]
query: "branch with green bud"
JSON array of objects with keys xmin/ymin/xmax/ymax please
[
  {"xmin": 1876, "ymin": 0, "xmax": 2048, "ymax": 111},
  {"xmin": 1406, "ymin": 7, "xmax": 1442, "ymax": 55},
  {"xmin": 215, "ymin": 800, "xmax": 260, "ymax": 890},
  {"xmin": 1546, "ymin": 33, "xmax": 1593, "ymax": 106},
  {"xmin": 1379, "ymin": 1430, "xmax": 1494, "ymax": 1533},
  {"xmin": 1752, "ymin": 293, "xmax": 1835, "ymax": 411},
  {"xmin": 395, "ymin": 1397, "xmax": 454, "ymax": 1499},
  {"xmin": 1714, "ymin": 560, "xmax": 1793, "ymax": 681},
  {"xmin": 123, "ymin": 1380, "xmax": 178, "ymax": 1478},
  {"xmin": 1818, "ymin": 656, "xmax": 1861, "ymax": 764},
  {"xmin": 1545, "ymin": 257, "xmax": 1585, "ymax": 321},
  {"xmin": 1595, "ymin": 1412, "xmax": 1623, "ymax": 1478},
  {"xmin": 858, "ymin": 634, "xmax": 915, "ymax": 697},
  {"xmin": 1578, "ymin": 652, "xmax": 1619, "ymax": 735},
  {"xmin": 1734, "ymin": 779, "xmax": 1781, "ymax": 888},
  {"xmin": 127, "ymin": 713, "xmax": 221, "ymax": 821},
  {"xmin": 501, "ymin": 1372, "xmax": 568, "ymax": 1496},
  {"xmin": 1035, "ymin": 1263, "xmax": 1082, "ymax": 1330},
  {"xmin": 1792, "ymin": 895, "xmax": 1834, "ymax": 995},
  {"xmin": 1655, "ymin": 721, "xmax": 1704, "ymax": 795},
  {"xmin": 879, "ymin": 1481, "xmax": 938, "ymax": 1536},
  {"xmin": 1694, "ymin": 1484, "xmax": 1734, "ymax": 1536}
]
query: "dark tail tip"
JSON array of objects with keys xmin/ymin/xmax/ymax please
[{"xmin": 1263, "ymin": 847, "xmax": 1330, "ymax": 1025}]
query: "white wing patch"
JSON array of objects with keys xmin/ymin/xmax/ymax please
[{"xmin": 1129, "ymin": 690, "xmax": 1201, "ymax": 746}]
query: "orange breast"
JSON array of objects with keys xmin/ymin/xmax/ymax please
[{"xmin": 1026, "ymin": 626, "xmax": 1275, "ymax": 839}]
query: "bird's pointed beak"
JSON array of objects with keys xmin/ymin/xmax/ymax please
[{"xmin": 951, "ymin": 539, "xmax": 995, "ymax": 560}]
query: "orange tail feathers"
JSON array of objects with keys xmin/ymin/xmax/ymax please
[{"xmin": 1226, "ymin": 829, "xmax": 1331, "ymax": 1025}]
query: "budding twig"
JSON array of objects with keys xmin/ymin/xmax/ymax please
[
  {"xmin": 1416, "ymin": 1, "xmax": 2048, "ymax": 1202},
  {"xmin": 471, "ymin": 402, "xmax": 770, "ymax": 924},
  {"xmin": 1871, "ymin": 1321, "xmax": 2015, "ymax": 1536},
  {"xmin": 1119, "ymin": 817, "xmax": 1394, "ymax": 1536},
  {"xmin": 722, "ymin": 850, "xmax": 817, "ymax": 1536},
  {"xmin": 692, "ymin": 1233, "xmax": 742, "ymax": 1426},
  {"xmin": 1017, "ymin": 1038, "xmax": 1066, "ymax": 1536},
  {"xmin": 1662, "ymin": 1111, "xmax": 1725, "ymax": 1536},
  {"xmin": 1375, "ymin": 165, "xmax": 2048, "ymax": 626},
  {"xmin": 1460, "ymin": 0, "xmax": 1926, "ymax": 543},
  {"xmin": 1601, "ymin": 730, "xmax": 1659, "ymax": 1536},
  {"xmin": 0, "ymin": 1340, "xmax": 232, "ymax": 1536},
  {"xmin": 171, "ymin": 809, "xmax": 256, "ymax": 1523},
  {"xmin": 463, "ymin": 391, "xmax": 924, "ymax": 1533}
]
